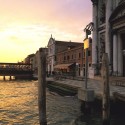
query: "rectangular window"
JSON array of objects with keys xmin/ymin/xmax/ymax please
[
  {"xmin": 88, "ymin": 50, "xmax": 91, "ymax": 56},
  {"xmin": 79, "ymin": 64, "xmax": 80, "ymax": 68},
  {"xmin": 79, "ymin": 53, "xmax": 81, "ymax": 58},
  {"xmin": 89, "ymin": 63, "xmax": 91, "ymax": 67},
  {"xmin": 67, "ymin": 55, "xmax": 70, "ymax": 60}
]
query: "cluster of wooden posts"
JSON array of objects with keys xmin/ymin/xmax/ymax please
[
  {"xmin": 3, "ymin": 76, "xmax": 12, "ymax": 81},
  {"xmin": 38, "ymin": 49, "xmax": 110, "ymax": 125}
]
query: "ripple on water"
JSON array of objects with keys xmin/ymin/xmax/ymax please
[
  {"xmin": 0, "ymin": 81, "xmax": 81, "ymax": 125},
  {"xmin": 0, "ymin": 81, "xmax": 125, "ymax": 125}
]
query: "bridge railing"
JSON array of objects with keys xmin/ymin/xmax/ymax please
[{"xmin": 0, "ymin": 63, "xmax": 32, "ymax": 71}]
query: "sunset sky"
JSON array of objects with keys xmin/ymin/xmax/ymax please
[{"xmin": 0, "ymin": 0, "xmax": 92, "ymax": 62}]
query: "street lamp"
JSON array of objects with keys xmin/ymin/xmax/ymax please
[
  {"xmin": 78, "ymin": 23, "xmax": 94, "ymax": 115},
  {"xmin": 83, "ymin": 22, "xmax": 93, "ymax": 89},
  {"xmin": 84, "ymin": 29, "xmax": 91, "ymax": 89}
]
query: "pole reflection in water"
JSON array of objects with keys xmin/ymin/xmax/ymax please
[{"xmin": 0, "ymin": 79, "xmax": 125, "ymax": 125}]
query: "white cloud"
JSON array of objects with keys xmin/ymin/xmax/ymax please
[{"xmin": 0, "ymin": 0, "xmax": 92, "ymax": 62}]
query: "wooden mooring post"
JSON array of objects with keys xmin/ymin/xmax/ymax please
[
  {"xmin": 3, "ymin": 76, "xmax": 6, "ymax": 81},
  {"xmin": 38, "ymin": 49, "xmax": 47, "ymax": 125},
  {"xmin": 101, "ymin": 53, "xmax": 110, "ymax": 125},
  {"xmin": 9, "ymin": 76, "xmax": 12, "ymax": 81}
]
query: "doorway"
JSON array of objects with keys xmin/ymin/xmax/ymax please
[{"xmin": 121, "ymin": 33, "xmax": 125, "ymax": 76}]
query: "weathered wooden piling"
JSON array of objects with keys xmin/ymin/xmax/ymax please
[
  {"xmin": 38, "ymin": 49, "xmax": 47, "ymax": 125},
  {"xmin": 9, "ymin": 76, "xmax": 12, "ymax": 81},
  {"xmin": 3, "ymin": 76, "xmax": 6, "ymax": 81},
  {"xmin": 101, "ymin": 53, "xmax": 110, "ymax": 125}
]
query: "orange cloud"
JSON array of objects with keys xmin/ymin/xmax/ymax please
[{"xmin": 0, "ymin": 0, "xmax": 92, "ymax": 62}]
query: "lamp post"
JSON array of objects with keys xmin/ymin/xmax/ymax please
[
  {"xmin": 78, "ymin": 23, "xmax": 94, "ymax": 115},
  {"xmin": 84, "ymin": 29, "xmax": 91, "ymax": 89}
]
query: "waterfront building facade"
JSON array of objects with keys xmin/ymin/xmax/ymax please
[
  {"xmin": 91, "ymin": 0, "xmax": 125, "ymax": 77},
  {"xmin": 47, "ymin": 35, "xmax": 84, "ymax": 75},
  {"xmin": 54, "ymin": 41, "xmax": 92, "ymax": 77}
]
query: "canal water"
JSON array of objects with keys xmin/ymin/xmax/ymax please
[{"xmin": 0, "ymin": 79, "xmax": 125, "ymax": 125}]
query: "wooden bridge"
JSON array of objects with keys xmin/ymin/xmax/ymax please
[{"xmin": 0, "ymin": 62, "xmax": 33, "ymax": 80}]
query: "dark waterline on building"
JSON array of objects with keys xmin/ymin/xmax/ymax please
[{"xmin": 0, "ymin": 80, "xmax": 125, "ymax": 125}]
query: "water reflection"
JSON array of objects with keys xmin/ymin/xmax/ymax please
[
  {"xmin": 0, "ymin": 80, "xmax": 80, "ymax": 125},
  {"xmin": 0, "ymin": 80, "xmax": 125, "ymax": 125},
  {"xmin": 0, "ymin": 80, "xmax": 38, "ymax": 124}
]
